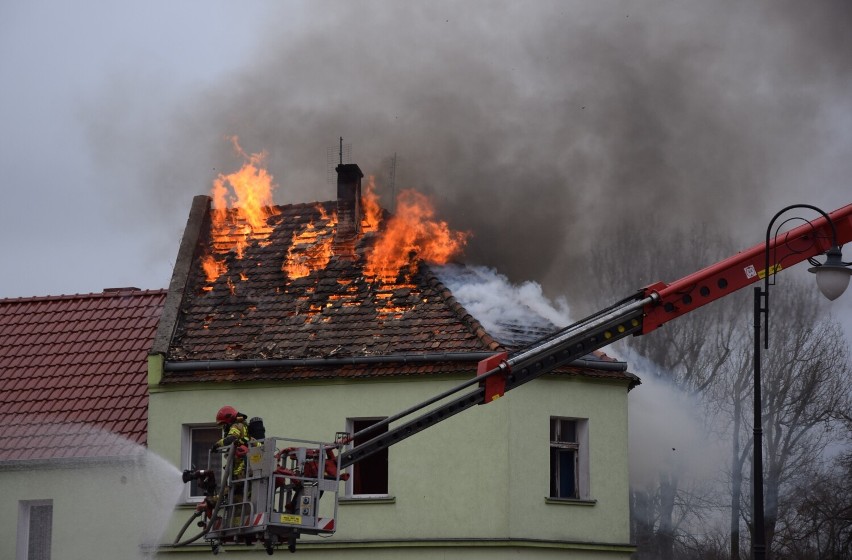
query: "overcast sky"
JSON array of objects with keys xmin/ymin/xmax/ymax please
[
  {"xmin": 1, "ymin": 1, "xmax": 850, "ymax": 338},
  {"xmin": 0, "ymin": 1, "xmax": 281, "ymax": 296}
]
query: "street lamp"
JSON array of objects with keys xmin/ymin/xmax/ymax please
[
  {"xmin": 752, "ymin": 204, "xmax": 852, "ymax": 560},
  {"xmin": 810, "ymin": 245, "xmax": 852, "ymax": 301}
]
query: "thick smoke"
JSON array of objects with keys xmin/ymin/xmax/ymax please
[{"xmin": 86, "ymin": 0, "xmax": 852, "ymax": 305}]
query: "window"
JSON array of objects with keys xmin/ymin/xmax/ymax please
[
  {"xmin": 17, "ymin": 500, "xmax": 52, "ymax": 560},
  {"xmin": 182, "ymin": 425, "xmax": 223, "ymax": 500},
  {"xmin": 549, "ymin": 417, "xmax": 589, "ymax": 500},
  {"xmin": 346, "ymin": 418, "xmax": 389, "ymax": 497}
]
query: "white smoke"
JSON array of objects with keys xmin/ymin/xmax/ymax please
[
  {"xmin": 623, "ymin": 350, "xmax": 727, "ymax": 489},
  {"xmin": 433, "ymin": 263, "xmax": 573, "ymax": 347}
]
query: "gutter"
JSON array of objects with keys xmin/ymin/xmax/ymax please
[{"xmin": 163, "ymin": 353, "xmax": 628, "ymax": 373}]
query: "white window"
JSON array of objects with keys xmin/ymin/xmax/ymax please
[
  {"xmin": 549, "ymin": 417, "xmax": 590, "ymax": 500},
  {"xmin": 182, "ymin": 424, "xmax": 223, "ymax": 501},
  {"xmin": 17, "ymin": 500, "xmax": 52, "ymax": 560},
  {"xmin": 345, "ymin": 417, "xmax": 389, "ymax": 497}
]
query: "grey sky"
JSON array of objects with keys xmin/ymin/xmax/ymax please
[
  {"xmin": 1, "ymin": 1, "xmax": 850, "ymax": 339},
  {"xmin": 0, "ymin": 0, "xmax": 283, "ymax": 296}
]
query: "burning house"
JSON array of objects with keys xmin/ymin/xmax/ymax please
[{"xmin": 148, "ymin": 155, "xmax": 638, "ymax": 558}]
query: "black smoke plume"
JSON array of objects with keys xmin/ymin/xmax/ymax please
[{"xmin": 89, "ymin": 0, "xmax": 852, "ymax": 304}]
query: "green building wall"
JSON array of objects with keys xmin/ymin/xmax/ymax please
[{"xmin": 148, "ymin": 372, "xmax": 634, "ymax": 558}]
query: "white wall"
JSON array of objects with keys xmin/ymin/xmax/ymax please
[{"xmin": 0, "ymin": 456, "xmax": 182, "ymax": 560}]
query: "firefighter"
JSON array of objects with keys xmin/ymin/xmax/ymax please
[{"xmin": 213, "ymin": 405, "xmax": 250, "ymax": 479}]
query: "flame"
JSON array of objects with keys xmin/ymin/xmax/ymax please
[
  {"xmin": 365, "ymin": 189, "xmax": 469, "ymax": 282},
  {"xmin": 373, "ymin": 282, "xmax": 419, "ymax": 320},
  {"xmin": 283, "ymin": 221, "xmax": 335, "ymax": 279},
  {"xmin": 202, "ymin": 256, "xmax": 227, "ymax": 285},
  {"xmin": 362, "ymin": 176, "xmax": 382, "ymax": 232},
  {"xmin": 203, "ymin": 137, "xmax": 280, "ymax": 284},
  {"xmin": 316, "ymin": 203, "xmax": 338, "ymax": 224}
]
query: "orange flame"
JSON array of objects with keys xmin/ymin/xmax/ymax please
[
  {"xmin": 203, "ymin": 137, "xmax": 280, "ymax": 284},
  {"xmin": 373, "ymin": 281, "xmax": 419, "ymax": 320},
  {"xmin": 316, "ymin": 203, "xmax": 338, "ymax": 224},
  {"xmin": 283, "ymin": 221, "xmax": 335, "ymax": 279},
  {"xmin": 365, "ymin": 189, "xmax": 469, "ymax": 281},
  {"xmin": 202, "ymin": 256, "xmax": 227, "ymax": 286},
  {"xmin": 362, "ymin": 176, "xmax": 382, "ymax": 232},
  {"xmin": 213, "ymin": 140, "xmax": 277, "ymax": 231}
]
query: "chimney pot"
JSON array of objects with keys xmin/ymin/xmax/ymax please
[{"xmin": 336, "ymin": 163, "xmax": 364, "ymax": 236}]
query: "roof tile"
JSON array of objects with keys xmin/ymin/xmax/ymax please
[{"xmin": 0, "ymin": 290, "xmax": 166, "ymax": 462}]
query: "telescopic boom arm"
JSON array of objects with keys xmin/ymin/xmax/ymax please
[{"xmin": 641, "ymin": 203, "xmax": 852, "ymax": 334}]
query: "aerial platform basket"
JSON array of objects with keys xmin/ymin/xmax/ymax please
[{"xmin": 177, "ymin": 434, "xmax": 349, "ymax": 554}]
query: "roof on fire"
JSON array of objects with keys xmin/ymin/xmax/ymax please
[
  {"xmin": 153, "ymin": 173, "xmax": 636, "ymax": 388},
  {"xmin": 154, "ymin": 195, "xmax": 498, "ymax": 381},
  {"xmin": 0, "ymin": 289, "xmax": 166, "ymax": 464}
]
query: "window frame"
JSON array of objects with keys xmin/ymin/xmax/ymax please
[
  {"xmin": 344, "ymin": 417, "xmax": 391, "ymax": 499},
  {"xmin": 17, "ymin": 499, "xmax": 52, "ymax": 560},
  {"xmin": 181, "ymin": 423, "xmax": 223, "ymax": 502},
  {"xmin": 549, "ymin": 417, "xmax": 590, "ymax": 501}
]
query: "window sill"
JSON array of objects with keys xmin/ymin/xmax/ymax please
[
  {"xmin": 545, "ymin": 497, "xmax": 597, "ymax": 506},
  {"xmin": 177, "ymin": 501, "xmax": 204, "ymax": 509},
  {"xmin": 339, "ymin": 495, "xmax": 396, "ymax": 505}
]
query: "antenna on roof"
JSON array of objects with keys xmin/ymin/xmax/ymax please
[{"xmin": 327, "ymin": 138, "xmax": 352, "ymax": 183}]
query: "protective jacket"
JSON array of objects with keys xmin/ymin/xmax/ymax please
[
  {"xmin": 216, "ymin": 421, "xmax": 249, "ymax": 448},
  {"xmin": 216, "ymin": 421, "xmax": 249, "ymax": 478}
]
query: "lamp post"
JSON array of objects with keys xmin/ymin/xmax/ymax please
[{"xmin": 752, "ymin": 204, "xmax": 852, "ymax": 560}]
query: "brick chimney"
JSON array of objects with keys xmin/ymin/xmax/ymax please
[{"xmin": 334, "ymin": 163, "xmax": 364, "ymax": 253}]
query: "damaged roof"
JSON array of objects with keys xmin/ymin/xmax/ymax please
[
  {"xmin": 0, "ymin": 289, "xmax": 166, "ymax": 464},
  {"xmin": 166, "ymin": 201, "xmax": 497, "ymax": 362},
  {"xmin": 154, "ymin": 165, "xmax": 634, "ymax": 387}
]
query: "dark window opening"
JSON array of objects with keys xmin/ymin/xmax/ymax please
[
  {"xmin": 350, "ymin": 418, "xmax": 389, "ymax": 495},
  {"xmin": 19, "ymin": 500, "xmax": 52, "ymax": 560},
  {"xmin": 188, "ymin": 426, "xmax": 223, "ymax": 498},
  {"xmin": 550, "ymin": 418, "xmax": 580, "ymax": 499}
]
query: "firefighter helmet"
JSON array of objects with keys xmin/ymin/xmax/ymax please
[{"xmin": 216, "ymin": 405, "xmax": 239, "ymax": 425}]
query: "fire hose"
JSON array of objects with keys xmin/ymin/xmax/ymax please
[{"xmin": 172, "ymin": 448, "xmax": 235, "ymax": 548}]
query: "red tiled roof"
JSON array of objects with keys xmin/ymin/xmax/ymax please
[{"xmin": 0, "ymin": 289, "xmax": 167, "ymax": 463}]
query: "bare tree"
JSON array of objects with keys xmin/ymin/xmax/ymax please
[
  {"xmin": 756, "ymin": 283, "xmax": 850, "ymax": 554},
  {"xmin": 706, "ymin": 280, "xmax": 851, "ymax": 559},
  {"xmin": 707, "ymin": 340, "xmax": 753, "ymax": 560},
  {"xmin": 584, "ymin": 223, "xmax": 851, "ymax": 560},
  {"xmin": 586, "ymin": 223, "xmax": 740, "ymax": 559},
  {"xmin": 772, "ymin": 453, "xmax": 852, "ymax": 559}
]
